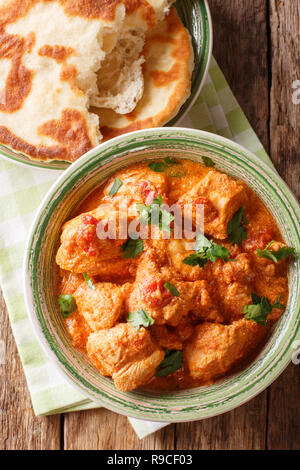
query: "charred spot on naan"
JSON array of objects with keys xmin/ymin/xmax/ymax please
[
  {"xmin": 0, "ymin": 28, "xmax": 33, "ymax": 113},
  {"xmin": 0, "ymin": 108, "xmax": 93, "ymax": 161}
]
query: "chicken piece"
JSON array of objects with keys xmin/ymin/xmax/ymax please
[
  {"xmin": 175, "ymin": 317, "xmax": 194, "ymax": 342},
  {"xmin": 102, "ymin": 163, "xmax": 169, "ymax": 215},
  {"xmin": 127, "ymin": 249, "xmax": 221, "ymax": 325},
  {"xmin": 243, "ymin": 228, "xmax": 274, "ymax": 252},
  {"xmin": 184, "ymin": 319, "xmax": 266, "ymax": 382},
  {"xmin": 221, "ymin": 253, "xmax": 254, "ymax": 284},
  {"xmin": 166, "ymin": 239, "xmax": 212, "ymax": 282},
  {"xmin": 87, "ymin": 323, "xmax": 164, "ymax": 391},
  {"xmin": 189, "ymin": 280, "xmax": 224, "ymax": 323},
  {"xmin": 73, "ymin": 282, "xmax": 129, "ymax": 332},
  {"xmin": 209, "ymin": 257, "xmax": 253, "ymax": 321},
  {"xmin": 150, "ymin": 325, "xmax": 183, "ymax": 350},
  {"xmin": 56, "ymin": 205, "xmax": 132, "ymax": 276},
  {"xmin": 65, "ymin": 312, "xmax": 91, "ymax": 350},
  {"xmin": 254, "ymin": 256, "xmax": 277, "ymax": 278},
  {"xmin": 221, "ymin": 281, "xmax": 252, "ymax": 322},
  {"xmin": 177, "ymin": 170, "xmax": 248, "ymax": 239},
  {"xmin": 59, "ymin": 270, "xmax": 84, "ymax": 294},
  {"xmin": 252, "ymin": 274, "xmax": 288, "ymax": 323}
]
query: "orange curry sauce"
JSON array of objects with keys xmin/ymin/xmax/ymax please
[{"xmin": 55, "ymin": 159, "xmax": 290, "ymax": 392}]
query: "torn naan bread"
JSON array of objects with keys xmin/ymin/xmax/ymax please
[{"xmin": 94, "ymin": 7, "xmax": 194, "ymax": 140}]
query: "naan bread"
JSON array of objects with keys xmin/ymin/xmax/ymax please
[
  {"xmin": 94, "ymin": 7, "xmax": 194, "ymax": 141},
  {"xmin": 0, "ymin": 0, "xmax": 128, "ymax": 162},
  {"xmin": 91, "ymin": 0, "xmax": 175, "ymax": 114},
  {"xmin": 0, "ymin": 1, "xmax": 191, "ymax": 163}
]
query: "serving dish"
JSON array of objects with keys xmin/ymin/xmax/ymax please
[
  {"xmin": 0, "ymin": 0, "xmax": 212, "ymax": 171},
  {"xmin": 24, "ymin": 127, "xmax": 300, "ymax": 422}
]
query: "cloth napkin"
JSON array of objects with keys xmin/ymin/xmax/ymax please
[{"xmin": 0, "ymin": 57, "xmax": 271, "ymax": 439}]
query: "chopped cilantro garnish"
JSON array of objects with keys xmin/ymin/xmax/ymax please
[
  {"xmin": 257, "ymin": 241, "xmax": 295, "ymax": 263},
  {"xmin": 109, "ymin": 178, "xmax": 123, "ymax": 197},
  {"xmin": 202, "ymin": 156, "xmax": 215, "ymax": 167},
  {"xmin": 243, "ymin": 293, "xmax": 285, "ymax": 327},
  {"xmin": 121, "ymin": 238, "xmax": 144, "ymax": 259},
  {"xmin": 163, "ymin": 282, "xmax": 180, "ymax": 297},
  {"xmin": 149, "ymin": 158, "xmax": 178, "ymax": 172},
  {"xmin": 227, "ymin": 206, "xmax": 248, "ymax": 245},
  {"xmin": 155, "ymin": 350, "xmax": 183, "ymax": 377},
  {"xmin": 136, "ymin": 194, "xmax": 174, "ymax": 233},
  {"xmin": 83, "ymin": 273, "xmax": 96, "ymax": 290},
  {"xmin": 58, "ymin": 295, "xmax": 77, "ymax": 318},
  {"xmin": 183, "ymin": 233, "xmax": 230, "ymax": 267},
  {"xmin": 128, "ymin": 309, "xmax": 154, "ymax": 331}
]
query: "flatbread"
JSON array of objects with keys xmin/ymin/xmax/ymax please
[
  {"xmin": 90, "ymin": 0, "xmax": 174, "ymax": 114},
  {"xmin": 0, "ymin": 1, "xmax": 190, "ymax": 163},
  {"xmin": 0, "ymin": 0, "xmax": 129, "ymax": 162},
  {"xmin": 94, "ymin": 7, "xmax": 194, "ymax": 141}
]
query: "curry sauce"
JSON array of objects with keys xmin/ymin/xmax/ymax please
[{"xmin": 55, "ymin": 159, "xmax": 291, "ymax": 392}]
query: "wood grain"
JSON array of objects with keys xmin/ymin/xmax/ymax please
[
  {"xmin": 269, "ymin": 0, "xmax": 300, "ymax": 198},
  {"xmin": 0, "ymin": 289, "xmax": 60, "ymax": 450},
  {"xmin": 64, "ymin": 409, "xmax": 175, "ymax": 450},
  {"xmin": 267, "ymin": 0, "xmax": 300, "ymax": 450},
  {"xmin": 1, "ymin": 0, "xmax": 300, "ymax": 450},
  {"xmin": 209, "ymin": 0, "xmax": 270, "ymax": 150},
  {"xmin": 176, "ymin": 394, "xmax": 267, "ymax": 450}
]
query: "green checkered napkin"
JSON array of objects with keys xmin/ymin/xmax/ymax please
[{"xmin": 0, "ymin": 57, "xmax": 272, "ymax": 439}]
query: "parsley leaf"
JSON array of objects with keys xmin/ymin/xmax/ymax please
[
  {"xmin": 121, "ymin": 238, "xmax": 144, "ymax": 259},
  {"xmin": 128, "ymin": 309, "xmax": 154, "ymax": 331},
  {"xmin": 109, "ymin": 178, "xmax": 123, "ymax": 197},
  {"xmin": 272, "ymin": 294, "xmax": 285, "ymax": 309},
  {"xmin": 149, "ymin": 161, "xmax": 167, "ymax": 172},
  {"xmin": 202, "ymin": 156, "xmax": 215, "ymax": 167},
  {"xmin": 227, "ymin": 206, "xmax": 248, "ymax": 245},
  {"xmin": 183, "ymin": 233, "xmax": 230, "ymax": 267},
  {"xmin": 257, "ymin": 241, "xmax": 295, "ymax": 263},
  {"xmin": 155, "ymin": 350, "xmax": 183, "ymax": 377},
  {"xmin": 149, "ymin": 158, "xmax": 178, "ymax": 172},
  {"xmin": 164, "ymin": 157, "xmax": 178, "ymax": 165},
  {"xmin": 183, "ymin": 253, "xmax": 209, "ymax": 267},
  {"xmin": 163, "ymin": 282, "xmax": 180, "ymax": 297},
  {"xmin": 83, "ymin": 273, "xmax": 96, "ymax": 290},
  {"xmin": 243, "ymin": 293, "xmax": 285, "ymax": 327},
  {"xmin": 136, "ymin": 194, "xmax": 174, "ymax": 233},
  {"xmin": 58, "ymin": 295, "xmax": 77, "ymax": 318}
]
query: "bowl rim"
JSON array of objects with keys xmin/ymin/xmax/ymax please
[
  {"xmin": 0, "ymin": 0, "xmax": 213, "ymax": 171},
  {"xmin": 23, "ymin": 127, "xmax": 300, "ymax": 422}
]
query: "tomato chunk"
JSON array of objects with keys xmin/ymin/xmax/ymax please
[
  {"xmin": 243, "ymin": 228, "xmax": 273, "ymax": 251},
  {"xmin": 178, "ymin": 196, "xmax": 217, "ymax": 223},
  {"xmin": 142, "ymin": 279, "xmax": 172, "ymax": 308},
  {"xmin": 139, "ymin": 181, "xmax": 158, "ymax": 205},
  {"xmin": 76, "ymin": 215, "xmax": 100, "ymax": 257}
]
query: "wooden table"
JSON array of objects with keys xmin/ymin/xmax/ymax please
[{"xmin": 1, "ymin": 0, "xmax": 299, "ymax": 450}]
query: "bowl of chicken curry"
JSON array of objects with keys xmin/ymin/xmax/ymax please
[{"xmin": 24, "ymin": 128, "xmax": 300, "ymax": 422}]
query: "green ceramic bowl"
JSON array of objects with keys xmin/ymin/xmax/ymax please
[
  {"xmin": 0, "ymin": 0, "xmax": 212, "ymax": 171},
  {"xmin": 24, "ymin": 128, "xmax": 300, "ymax": 422}
]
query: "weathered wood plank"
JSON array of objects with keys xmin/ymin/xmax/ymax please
[
  {"xmin": 176, "ymin": 394, "xmax": 267, "ymax": 450},
  {"xmin": 175, "ymin": 0, "xmax": 270, "ymax": 450},
  {"xmin": 0, "ymin": 289, "xmax": 61, "ymax": 450},
  {"xmin": 269, "ymin": 0, "xmax": 300, "ymax": 199},
  {"xmin": 64, "ymin": 408, "xmax": 175, "ymax": 450},
  {"xmin": 208, "ymin": 0, "xmax": 270, "ymax": 150},
  {"xmin": 267, "ymin": 0, "xmax": 300, "ymax": 450}
]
